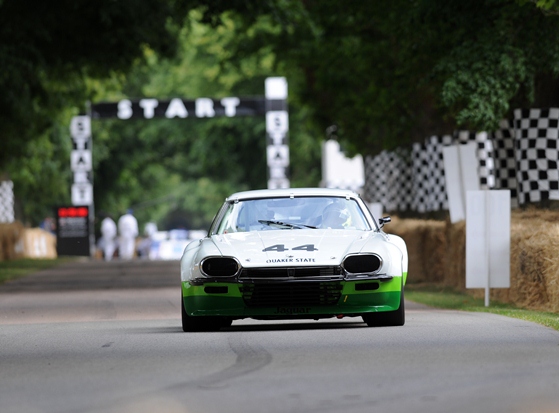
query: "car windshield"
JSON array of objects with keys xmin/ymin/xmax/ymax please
[{"xmin": 213, "ymin": 196, "xmax": 371, "ymax": 234}]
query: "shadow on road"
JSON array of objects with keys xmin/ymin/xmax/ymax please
[{"xmin": 127, "ymin": 320, "xmax": 382, "ymax": 335}]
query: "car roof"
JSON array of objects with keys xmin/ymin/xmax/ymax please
[{"xmin": 226, "ymin": 187, "xmax": 361, "ymax": 202}]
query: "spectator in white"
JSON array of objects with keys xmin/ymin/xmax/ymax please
[
  {"xmin": 144, "ymin": 222, "xmax": 157, "ymax": 238},
  {"xmin": 100, "ymin": 214, "xmax": 117, "ymax": 261},
  {"xmin": 118, "ymin": 209, "xmax": 138, "ymax": 260},
  {"xmin": 137, "ymin": 222, "xmax": 158, "ymax": 258}
]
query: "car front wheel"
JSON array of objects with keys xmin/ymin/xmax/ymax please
[
  {"xmin": 181, "ymin": 297, "xmax": 232, "ymax": 332},
  {"xmin": 362, "ymin": 289, "xmax": 405, "ymax": 327},
  {"xmin": 181, "ymin": 296, "xmax": 203, "ymax": 332}
]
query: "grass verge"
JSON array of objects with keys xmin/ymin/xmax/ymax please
[
  {"xmin": 0, "ymin": 258, "xmax": 75, "ymax": 284},
  {"xmin": 406, "ymin": 283, "xmax": 559, "ymax": 331}
]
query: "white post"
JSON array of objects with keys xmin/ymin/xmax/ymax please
[
  {"xmin": 265, "ymin": 77, "xmax": 289, "ymax": 189},
  {"xmin": 466, "ymin": 190, "xmax": 511, "ymax": 306},
  {"xmin": 485, "ymin": 190, "xmax": 490, "ymax": 307},
  {"xmin": 443, "ymin": 143, "xmax": 480, "ymax": 224},
  {"xmin": 70, "ymin": 114, "xmax": 94, "ymax": 257}
]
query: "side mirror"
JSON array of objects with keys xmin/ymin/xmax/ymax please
[{"xmin": 378, "ymin": 216, "xmax": 391, "ymax": 228}]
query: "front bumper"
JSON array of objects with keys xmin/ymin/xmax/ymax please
[{"xmin": 181, "ymin": 276, "xmax": 404, "ymax": 319}]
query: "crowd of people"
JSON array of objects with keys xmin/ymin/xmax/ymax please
[
  {"xmin": 96, "ymin": 210, "xmax": 200, "ymax": 261},
  {"xmin": 98, "ymin": 209, "xmax": 139, "ymax": 261}
]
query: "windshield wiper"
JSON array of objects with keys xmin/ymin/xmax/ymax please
[{"xmin": 258, "ymin": 219, "xmax": 316, "ymax": 229}]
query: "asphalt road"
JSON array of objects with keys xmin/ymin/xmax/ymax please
[{"xmin": 1, "ymin": 259, "xmax": 559, "ymax": 413}]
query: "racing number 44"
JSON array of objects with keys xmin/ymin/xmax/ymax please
[{"xmin": 262, "ymin": 244, "xmax": 318, "ymax": 252}]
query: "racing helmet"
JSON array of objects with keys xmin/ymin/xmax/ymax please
[{"xmin": 322, "ymin": 203, "xmax": 351, "ymax": 228}]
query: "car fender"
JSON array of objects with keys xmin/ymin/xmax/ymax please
[{"xmin": 385, "ymin": 233, "xmax": 408, "ymax": 284}]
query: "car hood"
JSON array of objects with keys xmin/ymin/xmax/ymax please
[{"xmin": 203, "ymin": 229, "xmax": 388, "ymax": 267}]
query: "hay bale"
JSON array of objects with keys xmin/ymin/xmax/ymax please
[
  {"xmin": 0, "ymin": 221, "xmax": 24, "ymax": 261},
  {"xmin": 387, "ymin": 217, "xmax": 446, "ymax": 283},
  {"xmin": 0, "ymin": 223, "xmax": 57, "ymax": 261},
  {"xmin": 446, "ymin": 209, "xmax": 559, "ymax": 312},
  {"xmin": 19, "ymin": 228, "xmax": 57, "ymax": 259},
  {"xmin": 503, "ymin": 212, "xmax": 559, "ymax": 312},
  {"xmin": 390, "ymin": 209, "xmax": 559, "ymax": 313},
  {"xmin": 444, "ymin": 220, "xmax": 466, "ymax": 289}
]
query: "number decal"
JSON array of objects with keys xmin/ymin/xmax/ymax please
[
  {"xmin": 263, "ymin": 244, "xmax": 287, "ymax": 252},
  {"xmin": 292, "ymin": 244, "xmax": 318, "ymax": 252},
  {"xmin": 262, "ymin": 244, "xmax": 317, "ymax": 252}
]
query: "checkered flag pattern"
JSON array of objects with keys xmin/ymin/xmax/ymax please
[
  {"xmin": 363, "ymin": 156, "xmax": 376, "ymax": 195},
  {"xmin": 366, "ymin": 135, "xmax": 452, "ymax": 213},
  {"xmin": 513, "ymin": 108, "xmax": 559, "ymax": 204},
  {"xmin": 0, "ymin": 180, "xmax": 15, "ymax": 223},
  {"xmin": 421, "ymin": 135, "xmax": 453, "ymax": 212},
  {"xmin": 491, "ymin": 119, "xmax": 519, "ymax": 207},
  {"xmin": 364, "ymin": 152, "xmax": 397, "ymax": 210},
  {"xmin": 363, "ymin": 151, "xmax": 386, "ymax": 210},
  {"xmin": 364, "ymin": 150, "xmax": 413, "ymax": 212},
  {"xmin": 363, "ymin": 154, "xmax": 383, "ymax": 207},
  {"xmin": 394, "ymin": 147, "xmax": 415, "ymax": 211},
  {"xmin": 363, "ymin": 107, "xmax": 559, "ymax": 213},
  {"xmin": 410, "ymin": 142, "xmax": 429, "ymax": 213},
  {"xmin": 455, "ymin": 130, "xmax": 495, "ymax": 189}
]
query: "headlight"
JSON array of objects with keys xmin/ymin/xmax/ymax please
[
  {"xmin": 201, "ymin": 257, "xmax": 240, "ymax": 277},
  {"xmin": 342, "ymin": 254, "xmax": 382, "ymax": 275}
]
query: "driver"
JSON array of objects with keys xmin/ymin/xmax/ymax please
[{"xmin": 321, "ymin": 203, "xmax": 351, "ymax": 229}]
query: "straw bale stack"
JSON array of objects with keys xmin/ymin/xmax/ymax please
[
  {"xmin": 387, "ymin": 217, "xmax": 447, "ymax": 283},
  {"xmin": 495, "ymin": 210, "xmax": 559, "ymax": 312},
  {"xmin": 444, "ymin": 220, "xmax": 466, "ymax": 288},
  {"xmin": 388, "ymin": 209, "xmax": 559, "ymax": 313},
  {"xmin": 0, "ymin": 221, "xmax": 25, "ymax": 260},
  {"xmin": 19, "ymin": 228, "xmax": 57, "ymax": 259},
  {"xmin": 0, "ymin": 223, "xmax": 57, "ymax": 261}
]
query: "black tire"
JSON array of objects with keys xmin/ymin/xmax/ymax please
[
  {"xmin": 181, "ymin": 296, "xmax": 230, "ymax": 332},
  {"xmin": 362, "ymin": 288, "xmax": 405, "ymax": 327},
  {"xmin": 181, "ymin": 296, "xmax": 202, "ymax": 332}
]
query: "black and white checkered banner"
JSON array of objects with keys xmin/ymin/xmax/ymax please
[
  {"xmin": 364, "ymin": 132, "xmax": 497, "ymax": 214},
  {"xmin": 364, "ymin": 149, "xmax": 413, "ymax": 212},
  {"xmin": 365, "ymin": 135, "xmax": 454, "ymax": 213},
  {"xmin": 488, "ymin": 109, "xmax": 559, "ymax": 207},
  {"xmin": 364, "ymin": 108, "xmax": 559, "ymax": 213},
  {"xmin": 491, "ymin": 119, "xmax": 519, "ymax": 207},
  {"xmin": 456, "ymin": 113, "xmax": 559, "ymax": 208},
  {"xmin": 418, "ymin": 135, "xmax": 453, "ymax": 212},
  {"xmin": 0, "ymin": 180, "xmax": 14, "ymax": 223},
  {"xmin": 455, "ymin": 131, "xmax": 495, "ymax": 189},
  {"xmin": 513, "ymin": 108, "xmax": 559, "ymax": 204}
]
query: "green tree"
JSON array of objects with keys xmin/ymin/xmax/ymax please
[
  {"xmin": 0, "ymin": 0, "xmax": 187, "ymax": 162},
  {"xmin": 0, "ymin": 0, "xmax": 188, "ymax": 223},
  {"xmin": 196, "ymin": 0, "xmax": 559, "ymax": 155},
  {"xmin": 9, "ymin": 1, "xmax": 558, "ymax": 226},
  {"xmin": 90, "ymin": 16, "xmax": 321, "ymax": 231}
]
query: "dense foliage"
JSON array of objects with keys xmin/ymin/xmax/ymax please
[
  {"xmin": 0, "ymin": 0, "xmax": 187, "ymax": 225},
  {"xmin": 90, "ymin": 16, "xmax": 322, "ymax": 231},
  {"xmin": 2, "ymin": 0, "xmax": 559, "ymax": 228},
  {"xmin": 203, "ymin": 0, "xmax": 559, "ymax": 154}
]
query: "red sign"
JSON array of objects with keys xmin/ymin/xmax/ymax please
[
  {"xmin": 55, "ymin": 205, "xmax": 90, "ymax": 256},
  {"xmin": 57, "ymin": 206, "xmax": 89, "ymax": 218}
]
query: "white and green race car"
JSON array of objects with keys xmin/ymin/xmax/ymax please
[{"xmin": 180, "ymin": 188, "xmax": 408, "ymax": 331}]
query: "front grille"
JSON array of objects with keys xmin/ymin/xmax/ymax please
[
  {"xmin": 240, "ymin": 282, "xmax": 342, "ymax": 307},
  {"xmin": 239, "ymin": 266, "xmax": 342, "ymax": 279}
]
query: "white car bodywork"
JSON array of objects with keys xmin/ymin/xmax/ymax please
[{"xmin": 180, "ymin": 188, "xmax": 408, "ymax": 331}]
